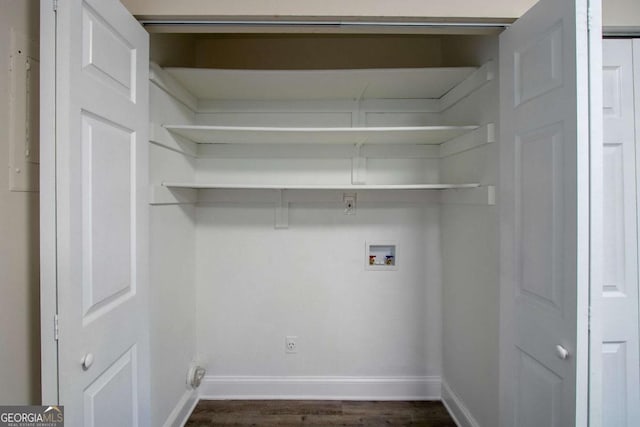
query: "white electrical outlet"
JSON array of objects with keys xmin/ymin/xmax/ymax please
[
  {"xmin": 343, "ymin": 194, "xmax": 356, "ymax": 215},
  {"xmin": 285, "ymin": 336, "xmax": 298, "ymax": 354}
]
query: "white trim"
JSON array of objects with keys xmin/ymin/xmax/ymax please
[
  {"xmin": 441, "ymin": 380, "xmax": 481, "ymax": 427},
  {"xmin": 587, "ymin": 3, "xmax": 605, "ymax": 426},
  {"xmin": 575, "ymin": 1, "xmax": 598, "ymax": 425},
  {"xmin": 199, "ymin": 376, "xmax": 441, "ymax": 401},
  {"xmin": 39, "ymin": 0, "xmax": 58, "ymax": 405},
  {"xmin": 139, "ymin": 19, "xmax": 511, "ymax": 29},
  {"xmin": 162, "ymin": 389, "xmax": 199, "ymax": 427}
]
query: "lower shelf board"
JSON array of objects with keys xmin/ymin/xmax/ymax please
[
  {"xmin": 161, "ymin": 182, "xmax": 481, "ymax": 190},
  {"xmin": 149, "ymin": 184, "xmax": 496, "ymax": 214}
]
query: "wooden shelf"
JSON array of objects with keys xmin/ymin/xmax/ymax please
[
  {"xmin": 162, "ymin": 182, "xmax": 480, "ymax": 190},
  {"xmin": 164, "ymin": 67, "xmax": 478, "ymax": 101},
  {"xmin": 163, "ymin": 125, "xmax": 479, "ymax": 145}
]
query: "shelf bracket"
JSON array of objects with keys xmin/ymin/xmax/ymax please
[
  {"xmin": 439, "ymin": 60, "xmax": 495, "ymax": 112},
  {"xmin": 440, "ymin": 185, "xmax": 496, "ymax": 206},
  {"xmin": 150, "ymin": 184, "xmax": 198, "ymax": 205},
  {"xmin": 439, "ymin": 123, "xmax": 496, "ymax": 158},
  {"xmin": 352, "ymin": 143, "xmax": 367, "ymax": 185},
  {"xmin": 274, "ymin": 190, "xmax": 289, "ymax": 229}
]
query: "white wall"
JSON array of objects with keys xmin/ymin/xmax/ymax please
[
  {"xmin": 187, "ymin": 68, "xmax": 447, "ymax": 393},
  {"xmin": 195, "ymin": 201, "xmax": 443, "ymax": 384},
  {"xmin": 603, "ymin": 0, "xmax": 640, "ymax": 29},
  {"xmin": 439, "ymin": 36, "xmax": 500, "ymax": 427},
  {"xmin": 192, "ymin": 36, "xmax": 445, "ymax": 70},
  {"xmin": 149, "ymin": 32, "xmax": 501, "ymax": 411},
  {"xmin": 148, "ymin": 81, "xmax": 198, "ymax": 426},
  {"xmin": 0, "ymin": 0, "xmax": 40, "ymax": 405},
  {"xmin": 150, "ymin": 34, "xmax": 447, "ymax": 70}
]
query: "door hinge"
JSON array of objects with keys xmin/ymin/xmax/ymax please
[
  {"xmin": 54, "ymin": 314, "xmax": 59, "ymax": 341},
  {"xmin": 587, "ymin": 305, "xmax": 592, "ymax": 331}
]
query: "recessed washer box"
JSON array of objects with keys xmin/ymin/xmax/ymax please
[{"xmin": 365, "ymin": 241, "xmax": 397, "ymax": 271}]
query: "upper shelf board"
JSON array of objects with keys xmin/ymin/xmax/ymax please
[
  {"xmin": 164, "ymin": 67, "xmax": 478, "ymax": 100},
  {"xmin": 164, "ymin": 125, "xmax": 478, "ymax": 145},
  {"xmin": 162, "ymin": 182, "xmax": 481, "ymax": 190}
]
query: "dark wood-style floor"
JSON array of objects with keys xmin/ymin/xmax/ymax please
[{"xmin": 185, "ymin": 400, "xmax": 457, "ymax": 426}]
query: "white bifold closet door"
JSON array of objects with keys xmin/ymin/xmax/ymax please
[
  {"xmin": 601, "ymin": 38, "xmax": 640, "ymax": 427},
  {"xmin": 41, "ymin": 0, "xmax": 151, "ymax": 425},
  {"xmin": 499, "ymin": 0, "xmax": 599, "ymax": 425}
]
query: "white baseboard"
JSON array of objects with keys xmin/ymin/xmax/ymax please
[
  {"xmin": 199, "ymin": 376, "xmax": 441, "ymax": 401},
  {"xmin": 162, "ymin": 389, "xmax": 199, "ymax": 427},
  {"xmin": 441, "ymin": 380, "xmax": 481, "ymax": 427}
]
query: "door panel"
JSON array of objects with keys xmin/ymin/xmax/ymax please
[
  {"xmin": 50, "ymin": 0, "xmax": 149, "ymax": 425},
  {"xmin": 83, "ymin": 346, "xmax": 138, "ymax": 427},
  {"xmin": 81, "ymin": 4, "xmax": 136, "ymax": 100},
  {"xmin": 81, "ymin": 113, "xmax": 134, "ymax": 320},
  {"xmin": 513, "ymin": 23, "xmax": 563, "ymax": 106},
  {"xmin": 516, "ymin": 351, "xmax": 563, "ymax": 427},
  {"xmin": 602, "ymin": 141, "xmax": 626, "ymax": 295},
  {"xmin": 602, "ymin": 342, "xmax": 628, "ymax": 427},
  {"xmin": 499, "ymin": 0, "xmax": 597, "ymax": 425},
  {"xmin": 601, "ymin": 38, "xmax": 640, "ymax": 427},
  {"xmin": 516, "ymin": 123, "xmax": 565, "ymax": 312}
]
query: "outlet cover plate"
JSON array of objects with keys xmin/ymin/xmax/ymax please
[{"xmin": 285, "ymin": 336, "xmax": 297, "ymax": 354}]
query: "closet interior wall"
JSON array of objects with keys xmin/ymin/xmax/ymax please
[
  {"xmin": 149, "ymin": 73, "xmax": 198, "ymax": 426},
  {"xmin": 147, "ymin": 32, "xmax": 499, "ymax": 424},
  {"xmin": 439, "ymin": 35, "xmax": 500, "ymax": 427}
]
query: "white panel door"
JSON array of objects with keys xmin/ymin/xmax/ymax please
[
  {"xmin": 46, "ymin": 0, "xmax": 150, "ymax": 425},
  {"xmin": 499, "ymin": 0, "xmax": 598, "ymax": 425},
  {"xmin": 600, "ymin": 38, "xmax": 640, "ymax": 427}
]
